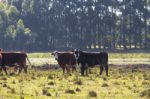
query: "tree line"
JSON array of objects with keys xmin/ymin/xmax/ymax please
[{"xmin": 0, "ymin": 0, "xmax": 149, "ymax": 52}]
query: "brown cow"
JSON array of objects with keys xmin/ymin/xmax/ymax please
[
  {"xmin": 51, "ymin": 51, "xmax": 77, "ymax": 74},
  {"xmin": 0, "ymin": 52, "xmax": 31, "ymax": 75}
]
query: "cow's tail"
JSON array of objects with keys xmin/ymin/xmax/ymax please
[{"xmin": 26, "ymin": 55, "xmax": 33, "ymax": 68}]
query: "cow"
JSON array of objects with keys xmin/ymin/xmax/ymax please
[
  {"xmin": 0, "ymin": 52, "xmax": 31, "ymax": 75},
  {"xmin": 73, "ymin": 49, "xmax": 108, "ymax": 76},
  {"xmin": 51, "ymin": 51, "xmax": 77, "ymax": 74}
]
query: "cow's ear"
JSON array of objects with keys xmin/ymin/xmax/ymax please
[
  {"xmin": 51, "ymin": 52, "xmax": 54, "ymax": 55},
  {"xmin": 51, "ymin": 53, "xmax": 54, "ymax": 55}
]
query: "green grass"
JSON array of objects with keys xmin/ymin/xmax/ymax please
[
  {"xmin": 0, "ymin": 65, "xmax": 149, "ymax": 99},
  {"xmin": 1, "ymin": 52, "xmax": 149, "ymax": 98}
]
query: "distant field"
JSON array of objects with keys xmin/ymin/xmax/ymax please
[
  {"xmin": 28, "ymin": 52, "xmax": 150, "ymax": 59},
  {"xmin": 28, "ymin": 58, "xmax": 150, "ymax": 66},
  {"xmin": 28, "ymin": 53, "xmax": 52, "ymax": 58},
  {"xmin": 109, "ymin": 53, "xmax": 150, "ymax": 58},
  {"xmin": 27, "ymin": 52, "xmax": 150, "ymax": 66}
]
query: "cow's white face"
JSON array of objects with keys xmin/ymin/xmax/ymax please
[
  {"xmin": 74, "ymin": 49, "xmax": 80, "ymax": 60},
  {"xmin": 54, "ymin": 53, "xmax": 58, "ymax": 60},
  {"xmin": 52, "ymin": 51, "xmax": 59, "ymax": 60},
  {"xmin": 74, "ymin": 53, "xmax": 80, "ymax": 60}
]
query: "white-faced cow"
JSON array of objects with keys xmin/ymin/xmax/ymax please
[
  {"xmin": 51, "ymin": 51, "xmax": 77, "ymax": 74},
  {"xmin": 73, "ymin": 49, "xmax": 108, "ymax": 76},
  {"xmin": 0, "ymin": 52, "xmax": 31, "ymax": 75}
]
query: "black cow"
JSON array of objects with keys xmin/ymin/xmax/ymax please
[
  {"xmin": 73, "ymin": 49, "xmax": 108, "ymax": 76},
  {"xmin": 0, "ymin": 52, "xmax": 31, "ymax": 75},
  {"xmin": 51, "ymin": 51, "xmax": 77, "ymax": 74}
]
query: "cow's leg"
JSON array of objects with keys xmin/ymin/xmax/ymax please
[
  {"xmin": 1, "ymin": 66, "xmax": 8, "ymax": 75},
  {"xmin": 62, "ymin": 66, "xmax": 65, "ymax": 74},
  {"xmin": 72, "ymin": 66, "xmax": 74, "ymax": 73},
  {"xmin": 0, "ymin": 67, "xmax": 2, "ymax": 72},
  {"xmin": 66, "ymin": 65, "xmax": 70, "ymax": 75},
  {"xmin": 23, "ymin": 65, "xmax": 27, "ymax": 73},
  {"xmin": 104, "ymin": 64, "xmax": 109, "ymax": 76},
  {"xmin": 89, "ymin": 68, "xmax": 91, "ymax": 74},
  {"xmin": 85, "ymin": 67, "xmax": 88, "ymax": 76},
  {"xmin": 22, "ymin": 63, "xmax": 27, "ymax": 73},
  {"xmin": 18, "ymin": 66, "xmax": 23, "ymax": 74},
  {"xmin": 17, "ymin": 62, "xmax": 24, "ymax": 74},
  {"xmin": 23, "ymin": 60, "xmax": 27, "ymax": 73},
  {"xmin": 81, "ymin": 63, "xmax": 85, "ymax": 76},
  {"xmin": 100, "ymin": 65, "xmax": 104, "ymax": 75},
  {"xmin": 14, "ymin": 66, "xmax": 19, "ymax": 72},
  {"xmin": 72, "ymin": 66, "xmax": 76, "ymax": 73}
]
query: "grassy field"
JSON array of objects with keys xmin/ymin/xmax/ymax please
[
  {"xmin": 0, "ymin": 65, "xmax": 149, "ymax": 99},
  {"xmin": 0, "ymin": 52, "xmax": 150, "ymax": 99}
]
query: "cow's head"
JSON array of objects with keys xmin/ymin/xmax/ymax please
[
  {"xmin": 73, "ymin": 48, "xmax": 81, "ymax": 60},
  {"xmin": 51, "ymin": 51, "xmax": 59, "ymax": 60}
]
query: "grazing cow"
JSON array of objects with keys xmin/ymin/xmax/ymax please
[
  {"xmin": 51, "ymin": 51, "xmax": 77, "ymax": 74},
  {"xmin": 73, "ymin": 49, "xmax": 108, "ymax": 76},
  {"xmin": 0, "ymin": 52, "xmax": 31, "ymax": 75}
]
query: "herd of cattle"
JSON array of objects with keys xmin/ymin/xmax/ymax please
[{"xmin": 0, "ymin": 48, "xmax": 108, "ymax": 76}]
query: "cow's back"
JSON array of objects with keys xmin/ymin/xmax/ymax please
[
  {"xmin": 78, "ymin": 52, "xmax": 101, "ymax": 66},
  {"xmin": 1, "ymin": 52, "xmax": 27, "ymax": 65},
  {"xmin": 58, "ymin": 53, "xmax": 76, "ymax": 65},
  {"xmin": 99, "ymin": 52, "xmax": 108, "ymax": 64}
]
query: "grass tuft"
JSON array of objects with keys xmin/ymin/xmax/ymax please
[
  {"xmin": 42, "ymin": 88, "xmax": 48, "ymax": 95},
  {"xmin": 88, "ymin": 91, "xmax": 97, "ymax": 97},
  {"xmin": 46, "ymin": 93, "xmax": 51, "ymax": 96},
  {"xmin": 103, "ymin": 77, "xmax": 107, "ymax": 81},
  {"xmin": 1, "ymin": 77, "xmax": 7, "ymax": 81},
  {"xmin": 101, "ymin": 83, "xmax": 109, "ymax": 87},
  {"xmin": 76, "ymin": 88, "xmax": 81, "ymax": 92},
  {"xmin": 11, "ymin": 88, "xmax": 16, "ymax": 94},
  {"xmin": 48, "ymin": 75, "xmax": 53, "ymax": 79},
  {"xmin": 65, "ymin": 89, "xmax": 75, "ymax": 94},
  {"xmin": 3, "ymin": 83, "xmax": 7, "ymax": 87},
  {"xmin": 140, "ymin": 89, "xmax": 150, "ymax": 98},
  {"xmin": 74, "ymin": 79, "xmax": 82, "ymax": 85},
  {"xmin": 48, "ymin": 81, "xmax": 55, "ymax": 85}
]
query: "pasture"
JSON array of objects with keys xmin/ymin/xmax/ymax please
[{"xmin": 0, "ymin": 53, "xmax": 150, "ymax": 99}]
